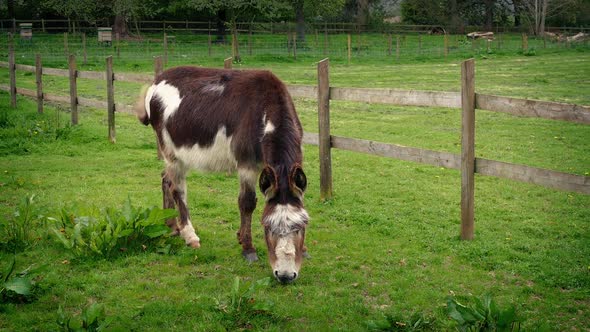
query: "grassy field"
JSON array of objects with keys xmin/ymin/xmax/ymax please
[{"xmin": 0, "ymin": 38, "xmax": 589, "ymax": 330}]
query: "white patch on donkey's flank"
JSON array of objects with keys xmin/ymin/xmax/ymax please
[
  {"xmin": 264, "ymin": 204, "xmax": 309, "ymax": 236},
  {"xmin": 202, "ymin": 83, "xmax": 225, "ymax": 95},
  {"xmin": 264, "ymin": 120, "xmax": 276, "ymax": 135},
  {"xmin": 152, "ymin": 80, "xmax": 183, "ymax": 121},
  {"xmin": 162, "ymin": 126, "xmax": 238, "ymax": 173}
]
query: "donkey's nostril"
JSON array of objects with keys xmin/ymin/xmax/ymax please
[
  {"xmin": 293, "ymin": 272, "xmax": 298, "ymax": 280},
  {"xmin": 274, "ymin": 270, "xmax": 279, "ymax": 277}
]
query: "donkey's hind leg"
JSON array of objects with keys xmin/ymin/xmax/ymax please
[
  {"xmin": 165, "ymin": 161, "xmax": 200, "ymax": 248},
  {"xmin": 162, "ymin": 170, "xmax": 180, "ymax": 235},
  {"xmin": 237, "ymin": 167, "xmax": 259, "ymax": 262}
]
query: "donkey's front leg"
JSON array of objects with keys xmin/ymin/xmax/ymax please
[
  {"xmin": 166, "ymin": 163, "xmax": 200, "ymax": 248},
  {"xmin": 237, "ymin": 168, "xmax": 258, "ymax": 262}
]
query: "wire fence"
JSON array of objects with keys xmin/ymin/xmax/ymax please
[{"xmin": 2, "ymin": 30, "xmax": 589, "ymax": 67}]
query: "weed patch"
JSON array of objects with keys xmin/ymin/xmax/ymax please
[
  {"xmin": 50, "ymin": 198, "xmax": 179, "ymax": 258},
  {"xmin": 446, "ymin": 294, "xmax": 521, "ymax": 331},
  {"xmin": 214, "ymin": 276, "xmax": 282, "ymax": 330},
  {"xmin": 57, "ymin": 303, "xmax": 110, "ymax": 331}
]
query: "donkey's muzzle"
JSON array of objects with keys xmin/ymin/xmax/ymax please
[{"xmin": 275, "ymin": 270, "xmax": 298, "ymax": 284}]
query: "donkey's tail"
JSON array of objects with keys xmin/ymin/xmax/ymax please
[{"xmin": 135, "ymin": 85, "xmax": 150, "ymax": 126}]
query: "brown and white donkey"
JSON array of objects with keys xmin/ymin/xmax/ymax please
[{"xmin": 136, "ymin": 66, "xmax": 309, "ymax": 283}]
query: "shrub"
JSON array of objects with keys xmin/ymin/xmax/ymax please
[{"xmin": 51, "ymin": 198, "xmax": 179, "ymax": 258}]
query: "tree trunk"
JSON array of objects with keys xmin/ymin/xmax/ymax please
[
  {"xmin": 231, "ymin": 23, "xmax": 241, "ymax": 63},
  {"xmin": 539, "ymin": 0, "xmax": 548, "ymax": 35},
  {"xmin": 8, "ymin": 0, "xmax": 15, "ymax": 33},
  {"xmin": 513, "ymin": 0, "xmax": 522, "ymax": 27},
  {"xmin": 215, "ymin": 9, "xmax": 227, "ymax": 43},
  {"xmin": 113, "ymin": 15, "xmax": 128, "ymax": 37},
  {"xmin": 485, "ymin": 0, "xmax": 494, "ymax": 31},
  {"xmin": 294, "ymin": 0, "xmax": 305, "ymax": 43},
  {"xmin": 356, "ymin": 0, "xmax": 369, "ymax": 27},
  {"xmin": 448, "ymin": 0, "xmax": 463, "ymax": 34}
]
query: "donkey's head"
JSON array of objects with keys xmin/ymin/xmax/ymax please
[{"xmin": 259, "ymin": 164, "xmax": 308, "ymax": 283}]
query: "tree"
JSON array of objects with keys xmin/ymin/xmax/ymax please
[
  {"xmin": 517, "ymin": 0, "xmax": 580, "ymax": 35},
  {"xmin": 41, "ymin": 0, "xmax": 162, "ymax": 36},
  {"xmin": 400, "ymin": 0, "xmax": 446, "ymax": 25},
  {"xmin": 185, "ymin": 0, "xmax": 288, "ymax": 61},
  {"xmin": 291, "ymin": 0, "xmax": 345, "ymax": 43}
]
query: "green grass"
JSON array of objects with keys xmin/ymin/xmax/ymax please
[{"xmin": 0, "ymin": 43, "xmax": 589, "ymax": 330}]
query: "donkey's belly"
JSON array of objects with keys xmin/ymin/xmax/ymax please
[{"xmin": 163, "ymin": 126, "xmax": 238, "ymax": 172}]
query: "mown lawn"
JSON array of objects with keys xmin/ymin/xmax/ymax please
[{"xmin": 0, "ymin": 45, "xmax": 589, "ymax": 330}]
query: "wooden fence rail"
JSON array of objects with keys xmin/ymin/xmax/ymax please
[{"xmin": 2, "ymin": 52, "xmax": 589, "ymax": 240}]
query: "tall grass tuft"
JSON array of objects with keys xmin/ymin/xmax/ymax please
[
  {"xmin": 215, "ymin": 276, "xmax": 279, "ymax": 330},
  {"xmin": 0, "ymin": 195, "xmax": 44, "ymax": 251}
]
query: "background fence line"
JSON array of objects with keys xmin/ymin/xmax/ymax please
[
  {"xmin": 3, "ymin": 29, "xmax": 589, "ymax": 66},
  {"xmin": 2, "ymin": 18, "xmax": 589, "ymax": 35},
  {"xmin": 1, "ymin": 52, "xmax": 589, "ymax": 240}
]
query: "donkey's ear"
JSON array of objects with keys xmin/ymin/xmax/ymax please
[
  {"xmin": 290, "ymin": 165, "xmax": 307, "ymax": 194},
  {"xmin": 259, "ymin": 166, "xmax": 277, "ymax": 198}
]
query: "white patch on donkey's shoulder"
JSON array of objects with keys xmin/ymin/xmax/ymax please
[{"xmin": 263, "ymin": 204, "xmax": 309, "ymax": 235}]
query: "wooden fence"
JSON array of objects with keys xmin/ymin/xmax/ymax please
[{"xmin": 1, "ymin": 53, "xmax": 589, "ymax": 240}]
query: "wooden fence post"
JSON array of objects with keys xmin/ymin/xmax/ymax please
[
  {"xmin": 163, "ymin": 33, "xmax": 168, "ymax": 64},
  {"xmin": 208, "ymin": 31, "xmax": 212, "ymax": 57},
  {"xmin": 460, "ymin": 58, "xmax": 475, "ymax": 240},
  {"xmin": 418, "ymin": 34, "xmax": 422, "ymax": 55},
  {"xmin": 8, "ymin": 33, "xmax": 16, "ymax": 108},
  {"xmin": 396, "ymin": 35, "xmax": 400, "ymax": 61},
  {"xmin": 82, "ymin": 33, "xmax": 87, "ymax": 65},
  {"xmin": 522, "ymin": 33, "xmax": 528, "ymax": 52},
  {"xmin": 317, "ymin": 58, "xmax": 333, "ymax": 201},
  {"xmin": 293, "ymin": 32, "xmax": 297, "ymax": 60},
  {"xmin": 387, "ymin": 33, "xmax": 392, "ymax": 56},
  {"xmin": 248, "ymin": 29, "xmax": 252, "ymax": 56},
  {"xmin": 106, "ymin": 56, "xmax": 115, "ymax": 143},
  {"xmin": 224, "ymin": 57, "xmax": 233, "ymax": 69},
  {"xmin": 116, "ymin": 32, "xmax": 121, "ymax": 58},
  {"xmin": 64, "ymin": 32, "xmax": 69, "ymax": 57},
  {"xmin": 154, "ymin": 56, "xmax": 163, "ymax": 159},
  {"xmin": 154, "ymin": 56, "xmax": 163, "ymax": 77},
  {"xmin": 347, "ymin": 34, "xmax": 352, "ymax": 64},
  {"xmin": 323, "ymin": 23, "xmax": 328, "ymax": 56},
  {"xmin": 68, "ymin": 54, "xmax": 78, "ymax": 125},
  {"xmin": 35, "ymin": 54, "xmax": 43, "ymax": 114},
  {"xmin": 444, "ymin": 34, "xmax": 449, "ymax": 58}
]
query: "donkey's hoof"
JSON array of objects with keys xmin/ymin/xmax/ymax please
[
  {"xmin": 242, "ymin": 251, "xmax": 259, "ymax": 263},
  {"xmin": 187, "ymin": 240, "xmax": 201, "ymax": 249}
]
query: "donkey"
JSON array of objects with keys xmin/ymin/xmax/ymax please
[{"xmin": 135, "ymin": 66, "xmax": 309, "ymax": 283}]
